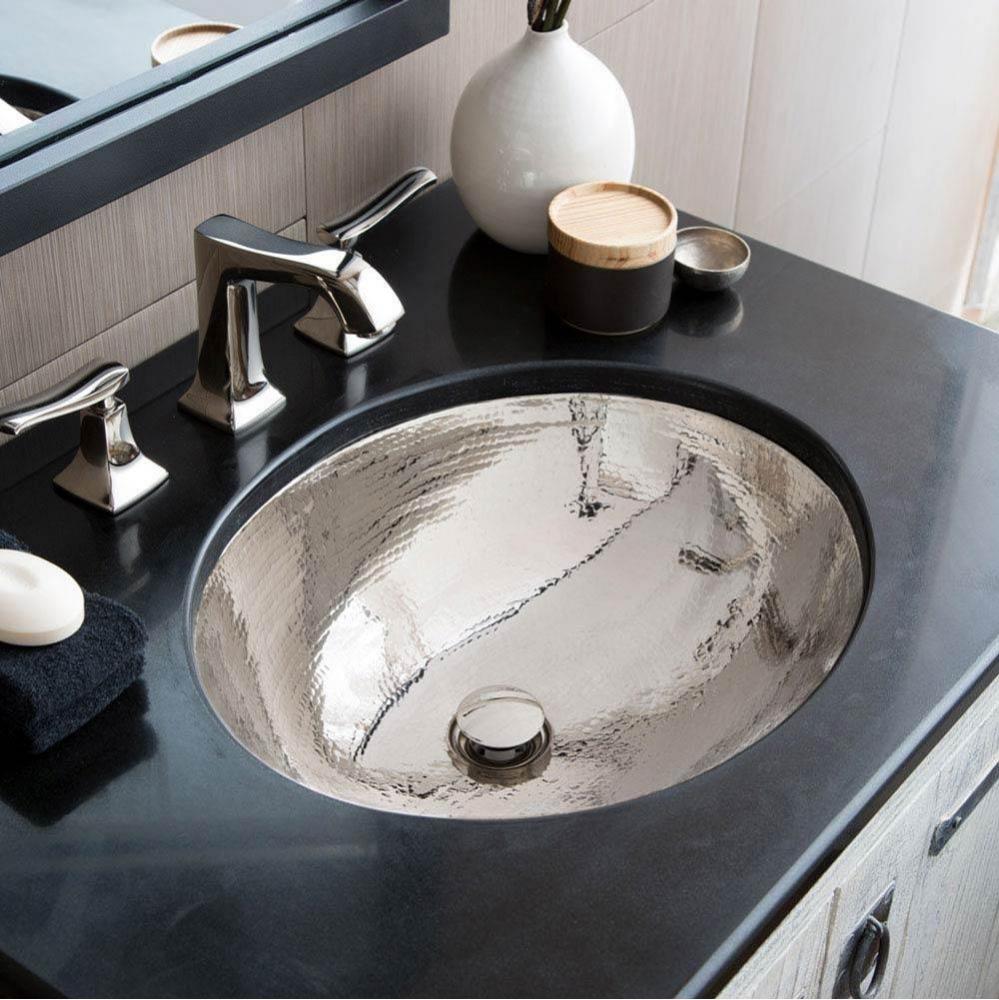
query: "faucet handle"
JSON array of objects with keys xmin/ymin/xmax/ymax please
[
  {"xmin": 0, "ymin": 362, "xmax": 168, "ymax": 515},
  {"xmin": 316, "ymin": 167, "xmax": 438, "ymax": 248},
  {"xmin": 1, "ymin": 363, "xmax": 130, "ymax": 435},
  {"xmin": 295, "ymin": 167, "xmax": 437, "ymax": 359}
]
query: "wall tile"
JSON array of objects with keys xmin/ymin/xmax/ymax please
[
  {"xmin": 588, "ymin": 0, "xmax": 760, "ymax": 226},
  {"xmin": 741, "ymin": 133, "xmax": 882, "ymax": 277},
  {"xmin": 863, "ymin": 0, "xmax": 999, "ymax": 312},
  {"xmin": 571, "ymin": 0, "xmax": 655, "ymax": 40},
  {"xmin": 0, "ymin": 221, "xmax": 306, "ymax": 411},
  {"xmin": 0, "ymin": 113, "xmax": 305, "ymax": 389},
  {"xmin": 736, "ymin": 0, "xmax": 906, "ymax": 229}
]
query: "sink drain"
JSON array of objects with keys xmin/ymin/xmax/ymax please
[{"xmin": 448, "ymin": 686, "xmax": 551, "ymax": 784}]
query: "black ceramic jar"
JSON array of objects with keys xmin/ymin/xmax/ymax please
[{"xmin": 546, "ymin": 181, "xmax": 677, "ymax": 335}]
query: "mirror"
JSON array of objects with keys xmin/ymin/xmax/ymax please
[
  {"xmin": 0, "ymin": 1, "xmax": 336, "ymax": 153},
  {"xmin": 0, "ymin": 0, "xmax": 449, "ymax": 254}
]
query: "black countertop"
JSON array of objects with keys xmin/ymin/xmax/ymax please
[{"xmin": 1, "ymin": 183, "xmax": 998, "ymax": 997}]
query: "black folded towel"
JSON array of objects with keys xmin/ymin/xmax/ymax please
[{"xmin": 0, "ymin": 531, "xmax": 146, "ymax": 754}]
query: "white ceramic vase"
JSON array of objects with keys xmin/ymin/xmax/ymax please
[{"xmin": 450, "ymin": 23, "xmax": 635, "ymax": 254}]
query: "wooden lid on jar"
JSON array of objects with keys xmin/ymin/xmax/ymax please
[
  {"xmin": 548, "ymin": 182, "xmax": 677, "ymax": 270},
  {"xmin": 151, "ymin": 22, "xmax": 241, "ymax": 66}
]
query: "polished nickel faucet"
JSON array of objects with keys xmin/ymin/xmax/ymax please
[
  {"xmin": 178, "ymin": 167, "xmax": 437, "ymax": 434},
  {"xmin": 0, "ymin": 362, "xmax": 168, "ymax": 514}
]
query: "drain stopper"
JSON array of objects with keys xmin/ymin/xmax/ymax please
[{"xmin": 448, "ymin": 685, "xmax": 551, "ymax": 783}]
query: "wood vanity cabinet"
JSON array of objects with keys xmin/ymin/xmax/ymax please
[{"xmin": 721, "ymin": 676, "xmax": 999, "ymax": 999}]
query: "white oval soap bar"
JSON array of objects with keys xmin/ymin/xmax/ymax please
[{"xmin": 0, "ymin": 550, "xmax": 85, "ymax": 646}]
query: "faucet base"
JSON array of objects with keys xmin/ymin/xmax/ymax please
[
  {"xmin": 54, "ymin": 402, "xmax": 169, "ymax": 514},
  {"xmin": 178, "ymin": 379, "xmax": 286, "ymax": 435},
  {"xmin": 55, "ymin": 451, "xmax": 169, "ymax": 515},
  {"xmin": 293, "ymin": 296, "xmax": 396, "ymax": 357}
]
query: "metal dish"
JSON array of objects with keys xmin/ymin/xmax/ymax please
[{"xmin": 675, "ymin": 226, "xmax": 751, "ymax": 291}]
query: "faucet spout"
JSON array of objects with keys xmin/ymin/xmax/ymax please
[
  {"xmin": 178, "ymin": 167, "xmax": 436, "ymax": 435},
  {"xmin": 178, "ymin": 216, "xmax": 402, "ymax": 434},
  {"xmin": 295, "ymin": 252, "xmax": 404, "ymax": 353},
  {"xmin": 191, "ymin": 215, "xmax": 352, "ymax": 338}
]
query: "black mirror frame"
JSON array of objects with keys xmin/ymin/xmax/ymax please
[{"xmin": 0, "ymin": 0, "xmax": 449, "ymax": 256}]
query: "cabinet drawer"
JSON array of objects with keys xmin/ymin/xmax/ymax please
[
  {"xmin": 720, "ymin": 897, "xmax": 834, "ymax": 998},
  {"xmin": 723, "ymin": 674, "xmax": 999, "ymax": 999}
]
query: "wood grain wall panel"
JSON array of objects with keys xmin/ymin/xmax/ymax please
[
  {"xmin": 743, "ymin": 133, "xmax": 882, "ymax": 277},
  {"xmin": 862, "ymin": 0, "xmax": 999, "ymax": 312},
  {"xmin": 587, "ymin": 0, "xmax": 759, "ymax": 226},
  {"xmin": 0, "ymin": 112, "xmax": 305, "ymax": 390},
  {"xmin": 302, "ymin": 0, "xmax": 672, "ymax": 234},
  {"xmin": 0, "ymin": 221, "xmax": 306, "ymax": 412},
  {"xmin": 571, "ymin": 0, "xmax": 656, "ymax": 40},
  {"xmin": 735, "ymin": 0, "xmax": 906, "ymax": 231}
]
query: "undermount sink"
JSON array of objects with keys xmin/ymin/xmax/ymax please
[{"xmin": 189, "ymin": 377, "xmax": 866, "ymax": 819}]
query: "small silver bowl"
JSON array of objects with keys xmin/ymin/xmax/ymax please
[{"xmin": 674, "ymin": 226, "xmax": 751, "ymax": 291}]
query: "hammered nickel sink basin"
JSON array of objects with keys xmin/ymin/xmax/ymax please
[{"xmin": 189, "ymin": 369, "xmax": 867, "ymax": 820}]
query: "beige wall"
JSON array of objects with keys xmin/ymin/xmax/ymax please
[
  {"xmin": 736, "ymin": 0, "xmax": 999, "ymax": 314},
  {"xmin": 1, "ymin": 0, "xmax": 997, "ymax": 409}
]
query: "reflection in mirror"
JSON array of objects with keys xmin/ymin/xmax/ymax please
[
  {"xmin": 0, "ymin": 0, "xmax": 446, "ymax": 253},
  {"xmin": 0, "ymin": 0, "xmax": 299, "ymax": 136}
]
